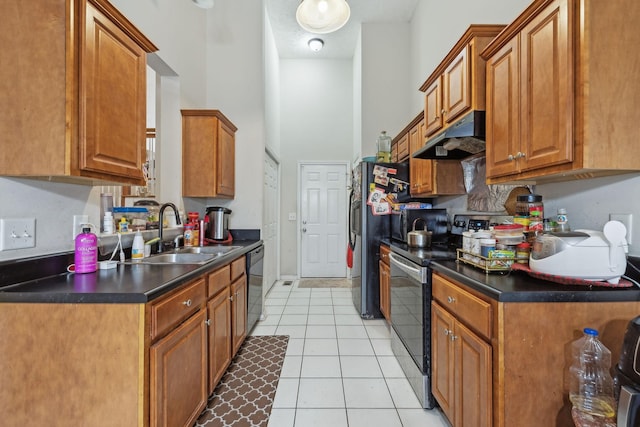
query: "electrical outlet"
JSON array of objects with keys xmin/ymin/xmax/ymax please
[
  {"xmin": 610, "ymin": 213, "xmax": 633, "ymax": 245},
  {"xmin": 0, "ymin": 218, "xmax": 36, "ymax": 251},
  {"xmin": 288, "ymin": 212, "xmax": 297, "ymax": 221},
  {"xmin": 73, "ymin": 215, "xmax": 89, "ymax": 241}
]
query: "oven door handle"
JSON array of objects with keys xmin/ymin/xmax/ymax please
[{"xmin": 388, "ymin": 252, "xmax": 427, "ymax": 283}]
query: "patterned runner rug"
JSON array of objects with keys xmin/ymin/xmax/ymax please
[
  {"xmin": 195, "ymin": 335, "xmax": 289, "ymax": 427},
  {"xmin": 297, "ymin": 278, "xmax": 352, "ymax": 288}
]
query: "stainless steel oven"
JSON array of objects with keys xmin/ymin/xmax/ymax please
[{"xmin": 388, "ymin": 250, "xmax": 436, "ymax": 409}]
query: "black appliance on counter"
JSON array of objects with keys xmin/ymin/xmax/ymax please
[
  {"xmin": 616, "ymin": 316, "xmax": 640, "ymax": 426},
  {"xmin": 246, "ymin": 245, "xmax": 264, "ymax": 333},
  {"xmin": 349, "ymin": 161, "xmax": 414, "ymax": 318},
  {"xmin": 388, "ymin": 218, "xmax": 455, "ymax": 409}
]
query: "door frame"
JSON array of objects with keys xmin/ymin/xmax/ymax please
[
  {"xmin": 264, "ymin": 147, "xmax": 281, "ymax": 291},
  {"xmin": 297, "ymin": 161, "xmax": 351, "ymax": 279}
]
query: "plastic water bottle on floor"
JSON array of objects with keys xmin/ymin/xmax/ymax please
[{"xmin": 569, "ymin": 328, "xmax": 617, "ymax": 426}]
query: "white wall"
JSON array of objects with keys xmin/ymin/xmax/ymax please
[
  {"xmin": 409, "ymin": 0, "xmax": 532, "ymax": 112},
  {"xmin": 359, "ymin": 23, "xmax": 412, "ymax": 158},
  {"xmin": 279, "ymin": 59, "xmax": 354, "ymax": 275}
]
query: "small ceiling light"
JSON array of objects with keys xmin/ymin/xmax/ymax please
[
  {"xmin": 192, "ymin": 0, "xmax": 214, "ymax": 9},
  {"xmin": 308, "ymin": 38, "xmax": 324, "ymax": 52},
  {"xmin": 296, "ymin": 0, "xmax": 351, "ymax": 34}
]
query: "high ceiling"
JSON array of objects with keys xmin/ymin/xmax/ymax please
[{"xmin": 265, "ymin": 0, "xmax": 419, "ymax": 59}]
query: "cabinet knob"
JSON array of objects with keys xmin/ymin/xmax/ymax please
[
  {"xmin": 516, "ymin": 151, "xmax": 526, "ymax": 159},
  {"xmin": 183, "ymin": 299, "xmax": 192, "ymax": 307},
  {"xmin": 229, "ymin": 296, "xmax": 234, "ymax": 302},
  {"xmin": 205, "ymin": 319, "xmax": 211, "ymax": 326},
  {"xmin": 443, "ymin": 328, "xmax": 450, "ymax": 336},
  {"xmin": 441, "ymin": 109, "xmax": 446, "ymax": 115},
  {"xmin": 508, "ymin": 154, "xmax": 515, "ymax": 161},
  {"xmin": 450, "ymin": 334, "xmax": 458, "ymax": 342},
  {"xmin": 447, "ymin": 296, "xmax": 456, "ymax": 304}
]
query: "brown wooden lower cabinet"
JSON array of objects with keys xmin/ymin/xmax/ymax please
[
  {"xmin": 379, "ymin": 245, "xmax": 391, "ymax": 321},
  {"xmin": 0, "ymin": 255, "xmax": 249, "ymax": 427},
  {"xmin": 433, "ymin": 271, "xmax": 640, "ymax": 427},
  {"xmin": 150, "ymin": 309, "xmax": 208, "ymax": 427},
  {"xmin": 432, "ymin": 286, "xmax": 492, "ymax": 427}
]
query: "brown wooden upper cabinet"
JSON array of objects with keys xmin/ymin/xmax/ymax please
[
  {"xmin": 181, "ymin": 110, "xmax": 237, "ymax": 198},
  {"xmin": 419, "ymin": 25, "xmax": 506, "ymax": 139},
  {"xmin": 481, "ymin": 0, "xmax": 640, "ymax": 184},
  {"xmin": 0, "ymin": 0, "xmax": 157, "ymax": 185}
]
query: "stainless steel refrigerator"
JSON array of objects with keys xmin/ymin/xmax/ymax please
[{"xmin": 349, "ymin": 161, "xmax": 410, "ymax": 318}]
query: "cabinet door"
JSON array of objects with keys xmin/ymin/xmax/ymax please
[
  {"xmin": 217, "ymin": 119, "xmax": 236, "ymax": 197},
  {"xmin": 231, "ymin": 274, "xmax": 247, "ymax": 356},
  {"xmin": 432, "ymin": 302, "xmax": 455, "ymax": 422},
  {"xmin": 409, "ymin": 122, "xmax": 422, "ymax": 155},
  {"xmin": 150, "ymin": 309, "xmax": 208, "ymax": 427},
  {"xmin": 396, "ymin": 133, "xmax": 410, "ymax": 161},
  {"xmin": 485, "ymin": 37, "xmax": 521, "ymax": 179},
  {"xmin": 455, "ymin": 320, "xmax": 492, "ymax": 427},
  {"xmin": 519, "ymin": 0, "xmax": 573, "ymax": 173},
  {"xmin": 207, "ymin": 288, "xmax": 232, "ymax": 394},
  {"xmin": 379, "ymin": 260, "xmax": 390, "ymax": 321},
  {"xmin": 410, "ymin": 158, "xmax": 433, "ymax": 196},
  {"xmin": 81, "ymin": 2, "xmax": 147, "ymax": 183},
  {"xmin": 424, "ymin": 77, "xmax": 443, "ymax": 137},
  {"xmin": 444, "ymin": 47, "xmax": 471, "ymax": 123}
]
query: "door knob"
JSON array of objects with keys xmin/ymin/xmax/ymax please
[{"xmin": 302, "ymin": 228, "xmax": 307, "ymax": 233}]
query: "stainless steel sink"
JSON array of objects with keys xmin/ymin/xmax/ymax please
[
  {"xmin": 135, "ymin": 252, "xmax": 216, "ymax": 265},
  {"xmin": 177, "ymin": 246, "xmax": 242, "ymax": 256}
]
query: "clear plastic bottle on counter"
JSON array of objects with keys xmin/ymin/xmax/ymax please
[
  {"xmin": 103, "ymin": 212, "xmax": 114, "ymax": 234},
  {"xmin": 569, "ymin": 328, "xmax": 616, "ymax": 427}
]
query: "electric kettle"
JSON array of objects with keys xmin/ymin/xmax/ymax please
[{"xmin": 205, "ymin": 206, "xmax": 231, "ymax": 240}]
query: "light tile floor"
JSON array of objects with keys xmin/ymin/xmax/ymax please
[{"xmin": 250, "ymin": 280, "xmax": 450, "ymax": 427}]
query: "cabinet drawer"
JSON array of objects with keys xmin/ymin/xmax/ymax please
[
  {"xmin": 230, "ymin": 256, "xmax": 246, "ymax": 281},
  {"xmin": 150, "ymin": 278, "xmax": 206, "ymax": 341},
  {"xmin": 432, "ymin": 274, "xmax": 492, "ymax": 339},
  {"xmin": 380, "ymin": 245, "xmax": 390, "ymax": 266},
  {"xmin": 208, "ymin": 265, "xmax": 231, "ymax": 297}
]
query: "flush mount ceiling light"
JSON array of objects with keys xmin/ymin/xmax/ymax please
[
  {"xmin": 296, "ymin": 0, "xmax": 351, "ymax": 34},
  {"xmin": 308, "ymin": 38, "xmax": 324, "ymax": 52},
  {"xmin": 192, "ymin": 0, "xmax": 214, "ymax": 9}
]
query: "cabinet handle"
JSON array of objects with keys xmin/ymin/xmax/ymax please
[
  {"xmin": 205, "ymin": 319, "xmax": 211, "ymax": 326},
  {"xmin": 443, "ymin": 328, "xmax": 450, "ymax": 336},
  {"xmin": 516, "ymin": 151, "xmax": 526, "ymax": 159},
  {"xmin": 441, "ymin": 109, "xmax": 446, "ymax": 115},
  {"xmin": 450, "ymin": 334, "xmax": 458, "ymax": 342},
  {"xmin": 447, "ymin": 296, "xmax": 456, "ymax": 304},
  {"xmin": 229, "ymin": 296, "xmax": 234, "ymax": 302},
  {"xmin": 508, "ymin": 154, "xmax": 515, "ymax": 161},
  {"xmin": 183, "ymin": 299, "xmax": 192, "ymax": 307}
]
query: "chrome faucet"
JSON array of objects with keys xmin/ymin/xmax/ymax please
[{"xmin": 158, "ymin": 203, "xmax": 182, "ymax": 253}]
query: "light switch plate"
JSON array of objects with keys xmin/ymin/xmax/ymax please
[{"xmin": 0, "ymin": 218, "xmax": 36, "ymax": 251}]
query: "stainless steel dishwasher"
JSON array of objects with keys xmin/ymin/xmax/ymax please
[{"xmin": 246, "ymin": 245, "xmax": 264, "ymax": 333}]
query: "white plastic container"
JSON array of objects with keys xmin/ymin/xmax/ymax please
[{"xmin": 131, "ymin": 231, "xmax": 145, "ymax": 260}]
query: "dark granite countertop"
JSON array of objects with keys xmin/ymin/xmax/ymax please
[
  {"xmin": 0, "ymin": 240, "xmax": 262, "ymax": 304},
  {"xmin": 432, "ymin": 259, "xmax": 640, "ymax": 303},
  {"xmin": 383, "ymin": 238, "xmax": 640, "ymax": 303}
]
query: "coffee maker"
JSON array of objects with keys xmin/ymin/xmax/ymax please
[{"xmin": 615, "ymin": 316, "xmax": 640, "ymax": 426}]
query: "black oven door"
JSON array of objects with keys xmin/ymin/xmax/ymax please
[{"xmin": 388, "ymin": 252, "xmax": 430, "ymax": 372}]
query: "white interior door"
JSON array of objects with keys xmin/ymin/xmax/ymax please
[
  {"xmin": 263, "ymin": 152, "xmax": 279, "ymax": 294},
  {"xmin": 300, "ymin": 163, "xmax": 348, "ymax": 278}
]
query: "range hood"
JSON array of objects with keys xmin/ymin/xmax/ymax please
[{"xmin": 412, "ymin": 110, "xmax": 486, "ymax": 159}]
